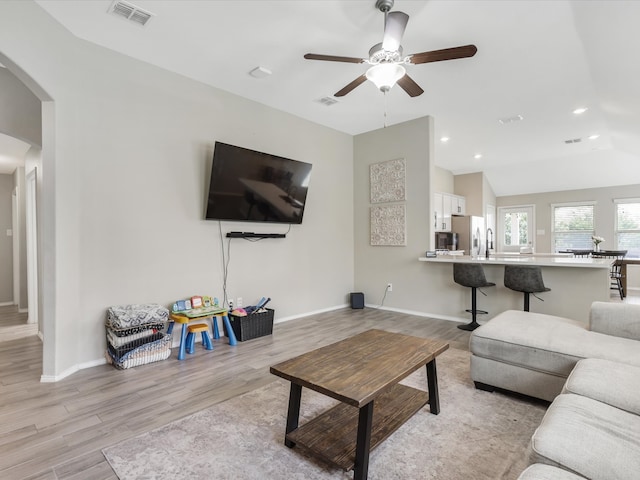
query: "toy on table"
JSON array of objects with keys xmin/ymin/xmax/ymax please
[
  {"xmin": 169, "ymin": 295, "xmax": 237, "ymax": 356},
  {"xmin": 191, "ymin": 296, "xmax": 203, "ymax": 309},
  {"xmin": 172, "ymin": 295, "xmax": 221, "ymax": 313}
]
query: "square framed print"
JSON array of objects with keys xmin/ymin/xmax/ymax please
[
  {"xmin": 370, "ymin": 158, "xmax": 406, "ymax": 204},
  {"xmin": 370, "ymin": 204, "xmax": 406, "ymax": 246}
]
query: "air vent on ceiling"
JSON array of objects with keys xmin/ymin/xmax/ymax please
[
  {"xmin": 316, "ymin": 96, "xmax": 339, "ymax": 106},
  {"xmin": 108, "ymin": 0, "xmax": 154, "ymax": 26},
  {"xmin": 564, "ymin": 138, "xmax": 582, "ymax": 144}
]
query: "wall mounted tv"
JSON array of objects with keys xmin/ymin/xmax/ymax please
[{"xmin": 205, "ymin": 142, "xmax": 312, "ymax": 224}]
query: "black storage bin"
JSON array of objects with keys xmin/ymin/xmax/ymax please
[{"xmin": 224, "ymin": 308, "xmax": 274, "ymax": 341}]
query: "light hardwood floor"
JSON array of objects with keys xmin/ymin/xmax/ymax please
[
  {"xmin": 0, "ymin": 305, "xmax": 37, "ymax": 343},
  {"xmin": 0, "ymin": 307, "xmax": 471, "ymax": 480}
]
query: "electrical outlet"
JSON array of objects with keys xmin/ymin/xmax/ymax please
[
  {"xmin": 237, "ymin": 297, "xmax": 243, "ymax": 308},
  {"xmin": 387, "ymin": 283, "xmax": 393, "ymax": 292}
]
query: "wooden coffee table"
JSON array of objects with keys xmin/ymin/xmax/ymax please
[{"xmin": 269, "ymin": 329, "xmax": 449, "ymax": 480}]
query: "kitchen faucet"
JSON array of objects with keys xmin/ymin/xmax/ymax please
[{"xmin": 486, "ymin": 228, "xmax": 494, "ymax": 258}]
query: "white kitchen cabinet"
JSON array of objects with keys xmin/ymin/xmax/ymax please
[
  {"xmin": 454, "ymin": 196, "xmax": 466, "ymax": 216},
  {"xmin": 434, "ymin": 193, "xmax": 465, "ymax": 231}
]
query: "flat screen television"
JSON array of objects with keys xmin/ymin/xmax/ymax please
[{"xmin": 205, "ymin": 142, "xmax": 312, "ymax": 224}]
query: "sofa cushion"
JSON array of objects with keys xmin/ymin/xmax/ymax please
[
  {"xmin": 589, "ymin": 301, "xmax": 640, "ymax": 341},
  {"xmin": 563, "ymin": 358, "xmax": 640, "ymax": 416},
  {"xmin": 518, "ymin": 463, "xmax": 586, "ymax": 480},
  {"xmin": 471, "ymin": 310, "xmax": 640, "ymax": 377},
  {"xmin": 531, "ymin": 394, "xmax": 640, "ymax": 480},
  {"xmin": 471, "ymin": 354, "xmax": 567, "ymax": 402}
]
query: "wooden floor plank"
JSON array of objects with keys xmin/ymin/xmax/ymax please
[{"xmin": 0, "ymin": 307, "xmax": 471, "ymax": 478}]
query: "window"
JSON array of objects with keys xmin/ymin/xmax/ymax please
[
  {"xmin": 552, "ymin": 203, "xmax": 595, "ymax": 252},
  {"xmin": 615, "ymin": 199, "xmax": 640, "ymax": 258}
]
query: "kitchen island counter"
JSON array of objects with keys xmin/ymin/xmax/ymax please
[
  {"xmin": 419, "ymin": 254, "xmax": 612, "ymax": 269},
  {"xmin": 419, "ymin": 254, "xmax": 612, "ymax": 324}
]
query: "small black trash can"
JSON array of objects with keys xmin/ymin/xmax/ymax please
[{"xmin": 350, "ymin": 292, "xmax": 364, "ymax": 309}]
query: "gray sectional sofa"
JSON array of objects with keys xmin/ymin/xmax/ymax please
[
  {"xmin": 470, "ymin": 302, "xmax": 640, "ymax": 402},
  {"xmin": 469, "ymin": 302, "xmax": 640, "ymax": 480}
]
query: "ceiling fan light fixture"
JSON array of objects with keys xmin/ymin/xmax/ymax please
[{"xmin": 366, "ymin": 63, "xmax": 406, "ymax": 92}]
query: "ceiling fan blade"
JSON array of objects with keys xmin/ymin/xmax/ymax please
[
  {"xmin": 382, "ymin": 11, "xmax": 409, "ymax": 52},
  {"xmin": 408, "ymin": 45, "xmax": 478, "ymax": 64},
  {"xmin": 304, "ymin": 53, "xmax": 365, "ymax": 64},
  {"xmin": 396, "ymin": 74, "xmax": 424, "ymax": 97},
  {"xmin": 334, "ymin": 75, "xmax": 367, "ymax": 97}
]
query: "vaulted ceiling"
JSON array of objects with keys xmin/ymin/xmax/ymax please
[{"xmin": 33, "ymin": 0, "xmax": 640, "ymax": 195}]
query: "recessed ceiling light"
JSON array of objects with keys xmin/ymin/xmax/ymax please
[
  {"xmin": 474, "ymin": 154, "xmax": 483, "ymax": 160},
  {"xmin": 588, "ymin": 134, "xmax": 600, "ymax": 140},
  {"xmin": 440, "ymin": 136, "xmax": 450, "ymax": 143},
  {"xmin": 573, "ymin": 107, "xmax": 588, "ymax": 115}
]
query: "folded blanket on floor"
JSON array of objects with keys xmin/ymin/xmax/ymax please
[
  {"xmin": 106, "ymin": 327, "xmax": 159, "ymax": 348},
  {"xmin": 106, "ymin": 304, "xmax": 169, "ymax": 329}
]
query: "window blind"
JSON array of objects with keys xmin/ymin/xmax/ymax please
[{"xmin": 553, "ymin": 204, "xmax": 595, "ymax": 251}]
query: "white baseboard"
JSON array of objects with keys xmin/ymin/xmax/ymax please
[
  {"xmin": 80, "ymin": 357, "xmax": 108, "ymax": 369},
  {"xmin": 274, "ymin": 304, "xmax": 349, "ymax": 324},
  {"xmin": 0, "ymin": 301, "xmax": 14, "ymax": 307},
  {"xmin": 41, "ymin": 364, "xmax": 79, "ymax": 383},
  {"xmin": 366, "ymin": 304, "xmax": 467, "ymax": 323},
  {"xmin": 41, "ymin": 357, "xmax": 107, "ymax": 383},
  {"xmin": 18, "ymin": 308, "xmax": 28, "ymax": 313}
]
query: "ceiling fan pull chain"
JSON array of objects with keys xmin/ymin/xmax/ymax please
[{"xmin": 383, "ymin": 90, "xmax": 388, "ymax": 128}]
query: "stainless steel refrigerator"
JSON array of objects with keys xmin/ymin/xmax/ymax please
[{"xmin": 451, "ymin": 216, "xmax": 485, "ymax": 256}]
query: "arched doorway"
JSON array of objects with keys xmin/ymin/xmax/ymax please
[{"xmin": 0, "ymin": 51, "xmax": 55, "ymax": 380}]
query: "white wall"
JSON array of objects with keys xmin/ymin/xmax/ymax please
[
  {"xmin": 497, "ymin": 184, "xmax": 640, "ymax": 254},
  {"xmin": 0, "ymin": 66, "xmax": 41, "ymax": 146},
  {"xmin": 0, "ymin": 1, "xmax": 354, "ymax": 379},
  {"xmin": 433, "ymin": 166, "xmax": 454, "ymax": 193},
  {"xmin": 354, "ymin": 116, "xmax": 434, "ymax": 313}
]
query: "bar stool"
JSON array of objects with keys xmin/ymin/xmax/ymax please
[
  {"xmin": 504, "ymin": 265, "xmax": 551, "ymax": 311},
  {"xmin": 453, "ymin": 263, "xmax": 496, "ymax": 331},
  {"xmin": 186, "ymin": 323, "xmax": 214, "ymax": 354}
]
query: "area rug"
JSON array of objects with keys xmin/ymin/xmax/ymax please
[{"xmin": 103, "ymin": 348, "xmax": 546, "ymax": 479}]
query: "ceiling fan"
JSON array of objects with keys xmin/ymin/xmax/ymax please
[{"xmin": 304, "ymin": 0, "xmax": 477, "ymax": 98}]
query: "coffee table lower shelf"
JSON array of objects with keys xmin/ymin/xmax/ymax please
[{"xmin": 285, "ymin": 382, "xmax": 429, "ymax": 471}]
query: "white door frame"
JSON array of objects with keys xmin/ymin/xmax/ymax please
[
  {"xmin": 11, "ymin": 188, "xmax": 19, "ymax": 307},
  {"xmin": 25, "ymin": 169, "xmax": 38, "ymax": 325},
  {"xmin": 497, "ymin": 205, "xmax": 536, "ymax": 253}
]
